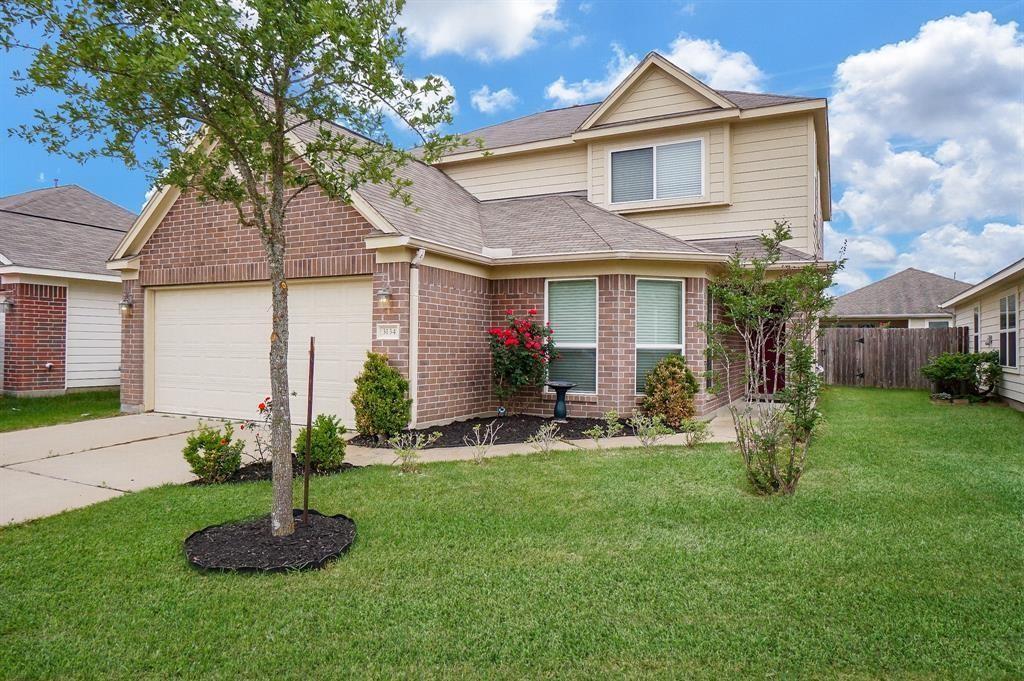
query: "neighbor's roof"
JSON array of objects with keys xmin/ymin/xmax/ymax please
[
  {"xmin": 448, "ymin": 90, "xmax": 815, "ymax": 155},
  {"xmin": 0, "ymin": 185, "xmax": 135, "ymax": 277},
  {"xmin": 832, "ymin": 268, "xmax": 972, "ymax": 318}
]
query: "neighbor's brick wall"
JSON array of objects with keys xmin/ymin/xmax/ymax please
[
  {"xmin": 416, "ymin": 266, "xmax": 492, "ymax": 424},
  {"xmin": 1, "ymin": 281, "xmax": 67, "ymax": 393}
]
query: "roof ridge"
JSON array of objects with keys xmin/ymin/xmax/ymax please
[
  {"xmin": 453, "ymin": 101, "xmax": 601, "ymax": 139},
  {"xmin": 558, "ymin": 195, "xmax": 615, "ymax": 252},
  {"xmin": 562, "ymin": 195, "xmax": 711, "ymax": 253}
]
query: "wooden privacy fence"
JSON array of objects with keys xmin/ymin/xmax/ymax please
[{"xmin": 818, "ymin": 327, "xmax": 969, "ymax": 389}]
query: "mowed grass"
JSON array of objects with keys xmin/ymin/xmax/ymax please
[
  {"xmin": 1, "ymin": 388, "xmax": 1022, "ymax": 679},
  {"xmin": 0, "ymin": 389, "xmax": 121, "ymax": 432}
]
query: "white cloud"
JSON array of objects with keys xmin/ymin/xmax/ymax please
[
  {"xmin": 569, "ymin": 34, "xmax": 587, "ymax": 49},
  {"xmin": 390, "ymin": 75, "xmax": 457, "ymax": 131},
  {"xmin": 824, "ymin": 223, "xmax": 896, "ymax": 265},
  {"xmin": 831, "ymin": 12, "xmax": 1024, "ymax": 234},
  {"xmin": 37, "ymin": 171, "xmax": 45, "ymax": 183},
  {"xmin": 678, "ymin": 2, "xmax": 697, "ymax": 15},
  {"xmin": 891, "ymin": 222, "xmax": 1024, "ymax": 283},
  {"xmin": 545, "ymin": 44, "xmax": 640, "ymax": 106},
  {"xmin": 577, "ymin": 2, "xmax": 592, "ymax": 13},
  {"xmin": 470, "ymin": 85, "xmax": 518, "ymax": 114},
  {"xmin": 544, "ymin": 36, "xmax": 764, "ymax": 106},
  {"xmin": 400, "ymin": 0, "xmax": 562, "ymax": 62},
  {"xmin": 662, "ymin": 36, "xmax": 764, "ymax": 91},
  {"xmin": 833, "ymin": 268, "xmax": 872, "ymax": 294}
]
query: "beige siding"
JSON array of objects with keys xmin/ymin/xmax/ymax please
[
  {"xmin": 953, "ymin": 276, "xmax": 1024, "ymax": 405},
  {"xmin": 590, "ymin": 114, "xmax": 815, "ymax": 253},
  {"xmin": 440, "ymin": 146, "xmax": 587, "ymax": 201},
  {"xmin": 66, "ymin": 281, "xmax": 122, "ymax": 388},
  {"xmin": 595, "ymin": 69, "xmax": 717, "ymax": 125}
]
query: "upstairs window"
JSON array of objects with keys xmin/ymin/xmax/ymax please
[
  {"xmin": 610, "ymin": 139, "xmax": 703, "ymax": 204},
  {"xmin": 999, "ymin": 293, "xmax": 1018, "ymax": 368},
  {"xmin": 546, "ymin": 279, "xmax": 598, "ymax": 393}
]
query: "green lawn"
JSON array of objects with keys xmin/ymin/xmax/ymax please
[
  {"xmin": 1, "ymin": 388, "xmax": 1021, "ymax": 679},
  {"xmin": 0, "ymin": 390, "xmax": 121, "ymax": 432}
]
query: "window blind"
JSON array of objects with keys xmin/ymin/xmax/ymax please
[
  {"xmin": 610, "ymin": 147, "xmax": 654, "ymax": 203},
  {"xmin": 656, "ymin": 140, "xmax": 702, "ymax": 199},
  {"xmin": 636, "ymin": 279, "xmax": 682, "ymax": 345},
  {"xmin": 549, "ymin": 348, "xmax": 597, "ymax": 393},
  {"xmin": 547, "ymin": 280, "xmax": 597, "ymax": 344}
]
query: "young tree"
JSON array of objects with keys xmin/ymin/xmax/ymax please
[
  {"xmin": 1, "ymin": 0, "xmax": 460, "ymax": 535},
  {"xmin": 706, "ymin": 221, "xmax": 843, "ymax": 495}
]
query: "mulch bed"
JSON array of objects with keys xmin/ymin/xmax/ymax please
[
  {"xmin": 190, "ymin": 456, "xmax": 358, "ymax": 485},
  {"xmin": 349, "ymin": 414, "xmax": 644, "ymax": 449},
  {"xmin": 184, "ymin": 509, "xmax": 356, "ymax": 572}
]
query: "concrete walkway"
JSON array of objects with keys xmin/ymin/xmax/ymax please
[{"xmin": 1, "ymin": 413, "xmax": 735, "ymax": 526}]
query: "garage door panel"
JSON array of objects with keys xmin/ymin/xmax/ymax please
[{"xmin": 154, "ymin": 279, "xmax": 372, "ymax": 425}]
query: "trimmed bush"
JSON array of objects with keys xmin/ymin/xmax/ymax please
[
  {"xmin": 293, "ymin": 413, "xmax": 347, "ymax": 473},
  {"xmin": 351, "ymin": 352, "xmax": 411, "ymax": 440},
  {"xmin": 639, "ymin": 354, "xmax": 699, "ymax": 428},
  {"xmin": 182, "ymin": 422, "xmax": 244, "ymax": 483},
  {"xmin": 921, "ymin": 351, "xmax": 1001, "ymax": 398}
]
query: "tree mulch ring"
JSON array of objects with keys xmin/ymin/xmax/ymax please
[
  {"xmin": 184, "ymin": 509, "xmax": 356, "ymax": 573},
  {"xmin": 349, "ymin": 414, "xmax": 645, "ymax": 449},
  {"xmin": 189, "ymin": 457, "xmax": 358, "ymax": 485}
]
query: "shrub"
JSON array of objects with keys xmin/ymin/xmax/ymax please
[
  {"xmin": 583, "ymin": 409, "xmax": 625, "ymax": 449},
  {"xmin": 352, "ymin": 352, "xmax": 412, "ymax": 441},
  {"xmin": 462, "ymin": 421, "xmax": 502, "ymax": 464},
  {"xmin": 639, "ymin": 354, "xmax": 698, "ymax": 428},
  {"xmin": 526, "ymin": 421, "xmax": 562, "ymax": 453},
  {"xmin": 921, "ymin": 351, "xmax": 1001, "ymax": 398},
  {"xmin": 679, "ymin": 419, "xmax": 711, "ymax": 448},
  {"xmin": 293, "ymin": 413, "xmax": 347, "ymax": 473},
  {"xmin": 389, "ymin": 431, "xmax": 441, "ymax": 474},
  {"xmin": 182, "ymin": 422, "xmax": 244, "ymax": 483},
  {"xmin": 628, "ymin": 412, "xmax": 673, "ymax": 448},
  {"xmin": 488, "ymin": 309, "xmax": 556, "ymax": 404}
]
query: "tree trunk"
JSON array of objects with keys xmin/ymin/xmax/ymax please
[{"xmin": 267, "ymin": 231, "xmax": 294, "ymax": 536}]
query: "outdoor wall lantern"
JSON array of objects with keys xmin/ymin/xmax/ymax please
[
  {"xmin": 119, "ymin": 295, "xmax": 134, "ymax": 318},
  {"xmin": 376, "ymin": 284, "xmax": 393, "ymax": 308},
  {"xmin": 0, "ymin": 298, "xmax": 12, "ymax": 314}
]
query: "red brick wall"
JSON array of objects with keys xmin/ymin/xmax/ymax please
[
  {"xmin": 119, "ymin": 279, "xmax": 144, "ymax": 410},
  {"xmin": 1, "ymin": 281, "xmax": 67, "ymax": 394},
  {"xmin": 371, "ymin": 262, "xmax": 410, "ymax": 376},
  {"xmin": 416, "ymin": 266, "xmax": 492, "ymax": 424}
]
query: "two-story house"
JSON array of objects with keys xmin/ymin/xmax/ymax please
[{"xmin": 107, "ymin": 52, "xmax": 830, "ymax": 426}]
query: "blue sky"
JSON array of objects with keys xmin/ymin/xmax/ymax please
[{"xmin": 2, "ymin": 0, "xmax": 1022, "ymax": 289}]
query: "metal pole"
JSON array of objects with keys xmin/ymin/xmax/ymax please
[{"xmin": 303, "ymin": 336, "xmax": 315, "ymax": 526}]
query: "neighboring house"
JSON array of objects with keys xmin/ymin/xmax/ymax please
[
  {"xmin": 828, "ymin": 268, "xmax": 971, "ymax": 328},
  {"xmin": 1, "ymin": 186, "xmax": 134, "ymax": 396},
  {"xmin": 941, "ymin": 257, "xmax": 1023, "ymax": 410},
  {"xmin": 107, "ymin": 52, "xmax": 830, "ymax": 426}
]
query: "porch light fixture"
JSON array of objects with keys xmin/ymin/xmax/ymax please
[
  {"xmin": 119, "ymin": 295, "xmax": 134, "ymax": 318},
  {"xmin": 0, "ymin": 298, "xmax": 11, "ymax": 314},
  {"xmin": 376, "ymin": 284, "xmax": 393, "ymax": 308}
]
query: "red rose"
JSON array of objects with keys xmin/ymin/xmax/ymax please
[
  {"xmin": 505, "ymin": 308, "xmax": 514, "ymax": 315},
  {"xmin": 258, "ymin": 402, "xmax": 266, "ymax": 411},
  {"xmin": 528, "ymin": 308, "xmax": 537, "ymax": 315}
]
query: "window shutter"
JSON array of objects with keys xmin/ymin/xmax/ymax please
[
  {"xmin": 548, "ymin": 280, "xmax": 597, "ymax": 344},
  {"xmin": 611, "ymin": 147, "xmax": 654, "ymax": 202},
  {"xmin": 656, "ymin": 140, "xmax": 702, "ymax": 199},
  {"xmin": 636, "ymin": 280, "xmax": 682, "ymax": 345}
]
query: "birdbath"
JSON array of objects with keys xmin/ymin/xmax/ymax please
[{"xmin": 545, "ymin": 380, "xmax": 577, "ymax": 422}]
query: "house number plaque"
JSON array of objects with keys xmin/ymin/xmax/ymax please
[{"xmin": 376, "ymin": 323, "xmax": 400, "ymax": 341}]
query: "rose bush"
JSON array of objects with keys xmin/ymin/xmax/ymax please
[{"xmin": 488, "ymin": 308, "xmax": 556, "ymax": 404}]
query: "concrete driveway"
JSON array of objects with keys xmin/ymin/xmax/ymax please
[{"xmin": 0, "ymin": 414, "xmax": 204, "ymax": 525}]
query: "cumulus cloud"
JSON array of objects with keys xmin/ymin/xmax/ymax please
[
  {"xmin": 831, "ymin": 12, "xmax": 1024, "ymax": 234},
  {"xmin": 891, "ymin": 222, "xmax": 1024, "ymax": 283},
  {"xmin": 545, "ymin": 44, "xmax": 639, "ymax": 106},
  {"xmin": 400, "ymin": 0, "xmax": 562, "ymax": 62},
  {"xmin": 470, "ymin": 85, "xmax": 518, "ymax": 114},
  {"xmin": 544, "ymin": 36, "xmax": 764, "ymax": 107},
  {"xmin": 662, "ymin": 36, "xmax": 764, "ymax": 91},
  {"xmin": 383, "ymin": 75, "xmax": 457, "ymax": 133}
]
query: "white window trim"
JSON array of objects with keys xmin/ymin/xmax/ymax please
[
  {"xmin": 998, "ymin": 291, "xmax": 1018, "ymax": 370},
  {"xmin": 544, "ymin": 277, "xmax": 599, "ymax": 395},
  {"xmin": 634, "ymin": 277, "xmax": 686, "ymax": 396},
  {"xmin": 972, "ymin": 305, "xmax": 981, "ymax": 354},
  {"xmin": 607, "ymin": 137, "xmax": 706, "ymax": 206}
]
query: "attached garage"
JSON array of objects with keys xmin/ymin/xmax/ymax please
[{"xmin": 152, "ymin": 277, "xmax": 372, "ymax": 425}]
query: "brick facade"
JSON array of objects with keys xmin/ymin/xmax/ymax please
[
  {"xmin": 121, "ymin": 185, "xmax": 736, "ymax": 420},
  {"xmin": 1, "ymin": 281, "xmax": 67, "ymax": 394}
]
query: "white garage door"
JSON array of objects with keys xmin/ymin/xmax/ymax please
[{"xmin": 153, "ymin": 278, "xmax": 372, "ymax": 425}]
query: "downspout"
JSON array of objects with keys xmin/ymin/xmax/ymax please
[{"xmin": 408, "ymin": 248, "xmax": 426, "ymax": 427}]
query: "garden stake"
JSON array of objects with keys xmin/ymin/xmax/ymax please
[{"xmin": 303, "ymin": 336, "xmax": 315, "ymax": 526}]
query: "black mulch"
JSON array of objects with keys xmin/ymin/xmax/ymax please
[
  {"xmin": 184, "ymin": 509, "xmax": 356, "ymax": 572},
  {"xmin": 349, "ymin": 414, "xmax": 643, "ymax": 449},
  {"xmin": 191, "ymin": 456, "xmax": 358, "ymax": 485}
]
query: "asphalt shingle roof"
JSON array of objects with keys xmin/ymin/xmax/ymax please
[
  {"xmin": 689, "ymin": 236, "xmax": 817, "ymax": 263},
  {"xmin": 832, "ymin": 268, "xmax": 972, "ymax": 317},
  {"xmin": 0, "ymin": 185, "xmax": 135, "ymax": 276}
]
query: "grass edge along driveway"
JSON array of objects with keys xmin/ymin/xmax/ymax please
[
  {"xmin": 0, "ymin": 389, "xmax": 121, "ymax": 432},
  {"xmin": 1, "ymin": 386, "xmax": 1021, "ymax": 679}
]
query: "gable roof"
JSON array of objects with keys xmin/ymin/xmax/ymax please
[
  {"xmin": 1, "ymin": 185, "xmax": 134, "ymax": 277},
  {"xmin": 832, "ymin": 268, "xmax": 972, "ymax": 318}
]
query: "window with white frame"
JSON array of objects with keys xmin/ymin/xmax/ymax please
[
  {"xmin": 973, "ymin": 306, "xmax": 980, "ymax": 353},
  {"xmin": 928, "ymin": 321, "xmax": 950, "ymax": 329},
  {"xmin": 999, "ymin": 293, "xmax": 1017, "ymax": 368},
  {"xmin": 546, "ymin": 279, "xmax": 597, "ymax": 393},
  {"xmin": 610, "ymin": 139, "xmax": 703, "ymax": 204},
  {"xmin": 635, "ymin": 279, "xmax": 684, "ymax": 393}
]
